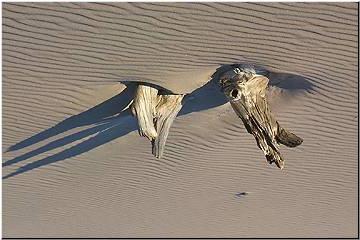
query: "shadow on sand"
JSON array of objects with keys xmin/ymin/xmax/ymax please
[{"xmin": 3, "ymin": 65, "xmax": 314, "ymax": 179}]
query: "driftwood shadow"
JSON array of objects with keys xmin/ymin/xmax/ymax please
[
  {"xmin": 3, "ymin": 64, "xmax": 313, "ymax": 179},
  {"xmin": 3, "ymin": 83, "xmax": 138, "ymax": 179}
]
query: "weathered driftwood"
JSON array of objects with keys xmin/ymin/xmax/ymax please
[
  {"xmin": 131, "ymin": 85, "xmax": 159, "ymax": 140},
  {"xmin": 131, "ymin": 84, "xmax": 184, "ymax": 158},
  {"xmin": 219, "ymin": 66, "xmax": 303, "ymax": 169}
]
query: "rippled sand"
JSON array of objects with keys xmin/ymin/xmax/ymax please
[{"xmin": 2, "ymin": 2, "xmax": 358, "ymax": 238}]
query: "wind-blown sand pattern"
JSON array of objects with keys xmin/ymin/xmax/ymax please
[{"xmin": 2, "ymin": 2, "xmax": 358, "ymax": 238}]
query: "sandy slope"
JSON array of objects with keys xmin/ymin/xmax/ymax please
[{"xmin": 2, "ymin": 2, "xmax": 358, "ymax": 238}]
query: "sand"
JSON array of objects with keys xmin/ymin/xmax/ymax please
[{"xmin": 2, "ymin": 2, "xmax": 358, "ymax": 238}]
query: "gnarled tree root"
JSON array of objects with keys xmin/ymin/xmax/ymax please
[{"xmin": 219, "ymin": 66, "xmax": 303, "ymax": 169}]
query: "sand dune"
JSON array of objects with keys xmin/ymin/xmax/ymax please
[{"xmin": 2, "ymin": 2, "xmax": 358, "ymax": 238}]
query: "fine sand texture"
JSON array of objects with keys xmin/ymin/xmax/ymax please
[{"xmin": 2, "ymin": 2, "xmax": 358, "ymax": 238}]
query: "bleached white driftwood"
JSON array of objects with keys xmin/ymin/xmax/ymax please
[
  {"xmin": 131, "ymin": 84, "xmax": 184, "ymax": 158},
  {"xmin": 219, "ymin": 66, "xmax": 303, "ymax": 169},
  {"xmin": 131, "ymin": 85, "xmax": 159, "ymax": 140},
  {"xmin": 152, "ymin": 94, "xmax": 184, "ymax": 158}
]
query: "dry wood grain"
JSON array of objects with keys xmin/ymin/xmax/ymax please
[
  {"xmin": 220, "ymin": 66, "xmax": 303, "ymax": 169},
  {"xmin": 131, "ymin": 84, "xmax": 184, "ymax": 158}
]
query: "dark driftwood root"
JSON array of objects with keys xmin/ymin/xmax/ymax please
[
  {"xmin": 219, "ymin": 66, "xmax": 303, "ymax": 169},
  {"xmin": 131, "ymin": 84, "xmax": 184, "ymax": 158}
]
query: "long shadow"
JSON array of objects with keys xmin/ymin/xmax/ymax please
[
  {"xmin": 6, "ymin": 83, "xmax": 137, "ymax": 152},
  {"xmin": 3, "ymin": 113, "xmax": 137, "ymax": 180},
  {"xmin": 2, "ymin": 116, "xmax": 132, "ymax": 168},
  {"xmin": 3, "ymin": 64, "xmax": 313, "ymax": 179}
]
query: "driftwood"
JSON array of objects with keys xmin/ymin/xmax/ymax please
[
  {"xmin": 131, "ymin": 84, "xmax": 184, "ymax": 158},
  {"xmin": 219, "ymin": 66, "xmax": 303, "ymax": 169},
  {"xmin": 130, "ymin": 66, "xmax": 302, "ymax": 169}
]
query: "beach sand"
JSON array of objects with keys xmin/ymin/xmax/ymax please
[{"xmin": 2, "ymin": 2, "xmax": 358, "ymax": 237}]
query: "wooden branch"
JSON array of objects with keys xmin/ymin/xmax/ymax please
[
  {"xmin": 131, "ymin": 85, "xmax": 159, "ymax": 140},
  {"xmin": 152, "ymin": 94, "xmax": 184, "ymax": 158},
  {"xmin": 131, "ymin": 84, "xmax": 184, "ymax": 158},
  {"xmin": 219, "ymin": 66, "xmax": 303, "ymax": 169}
]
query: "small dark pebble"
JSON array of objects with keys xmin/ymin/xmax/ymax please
[{"xmin": 236, "ymin": 192, "xmax": 249, "ymax": 197}]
